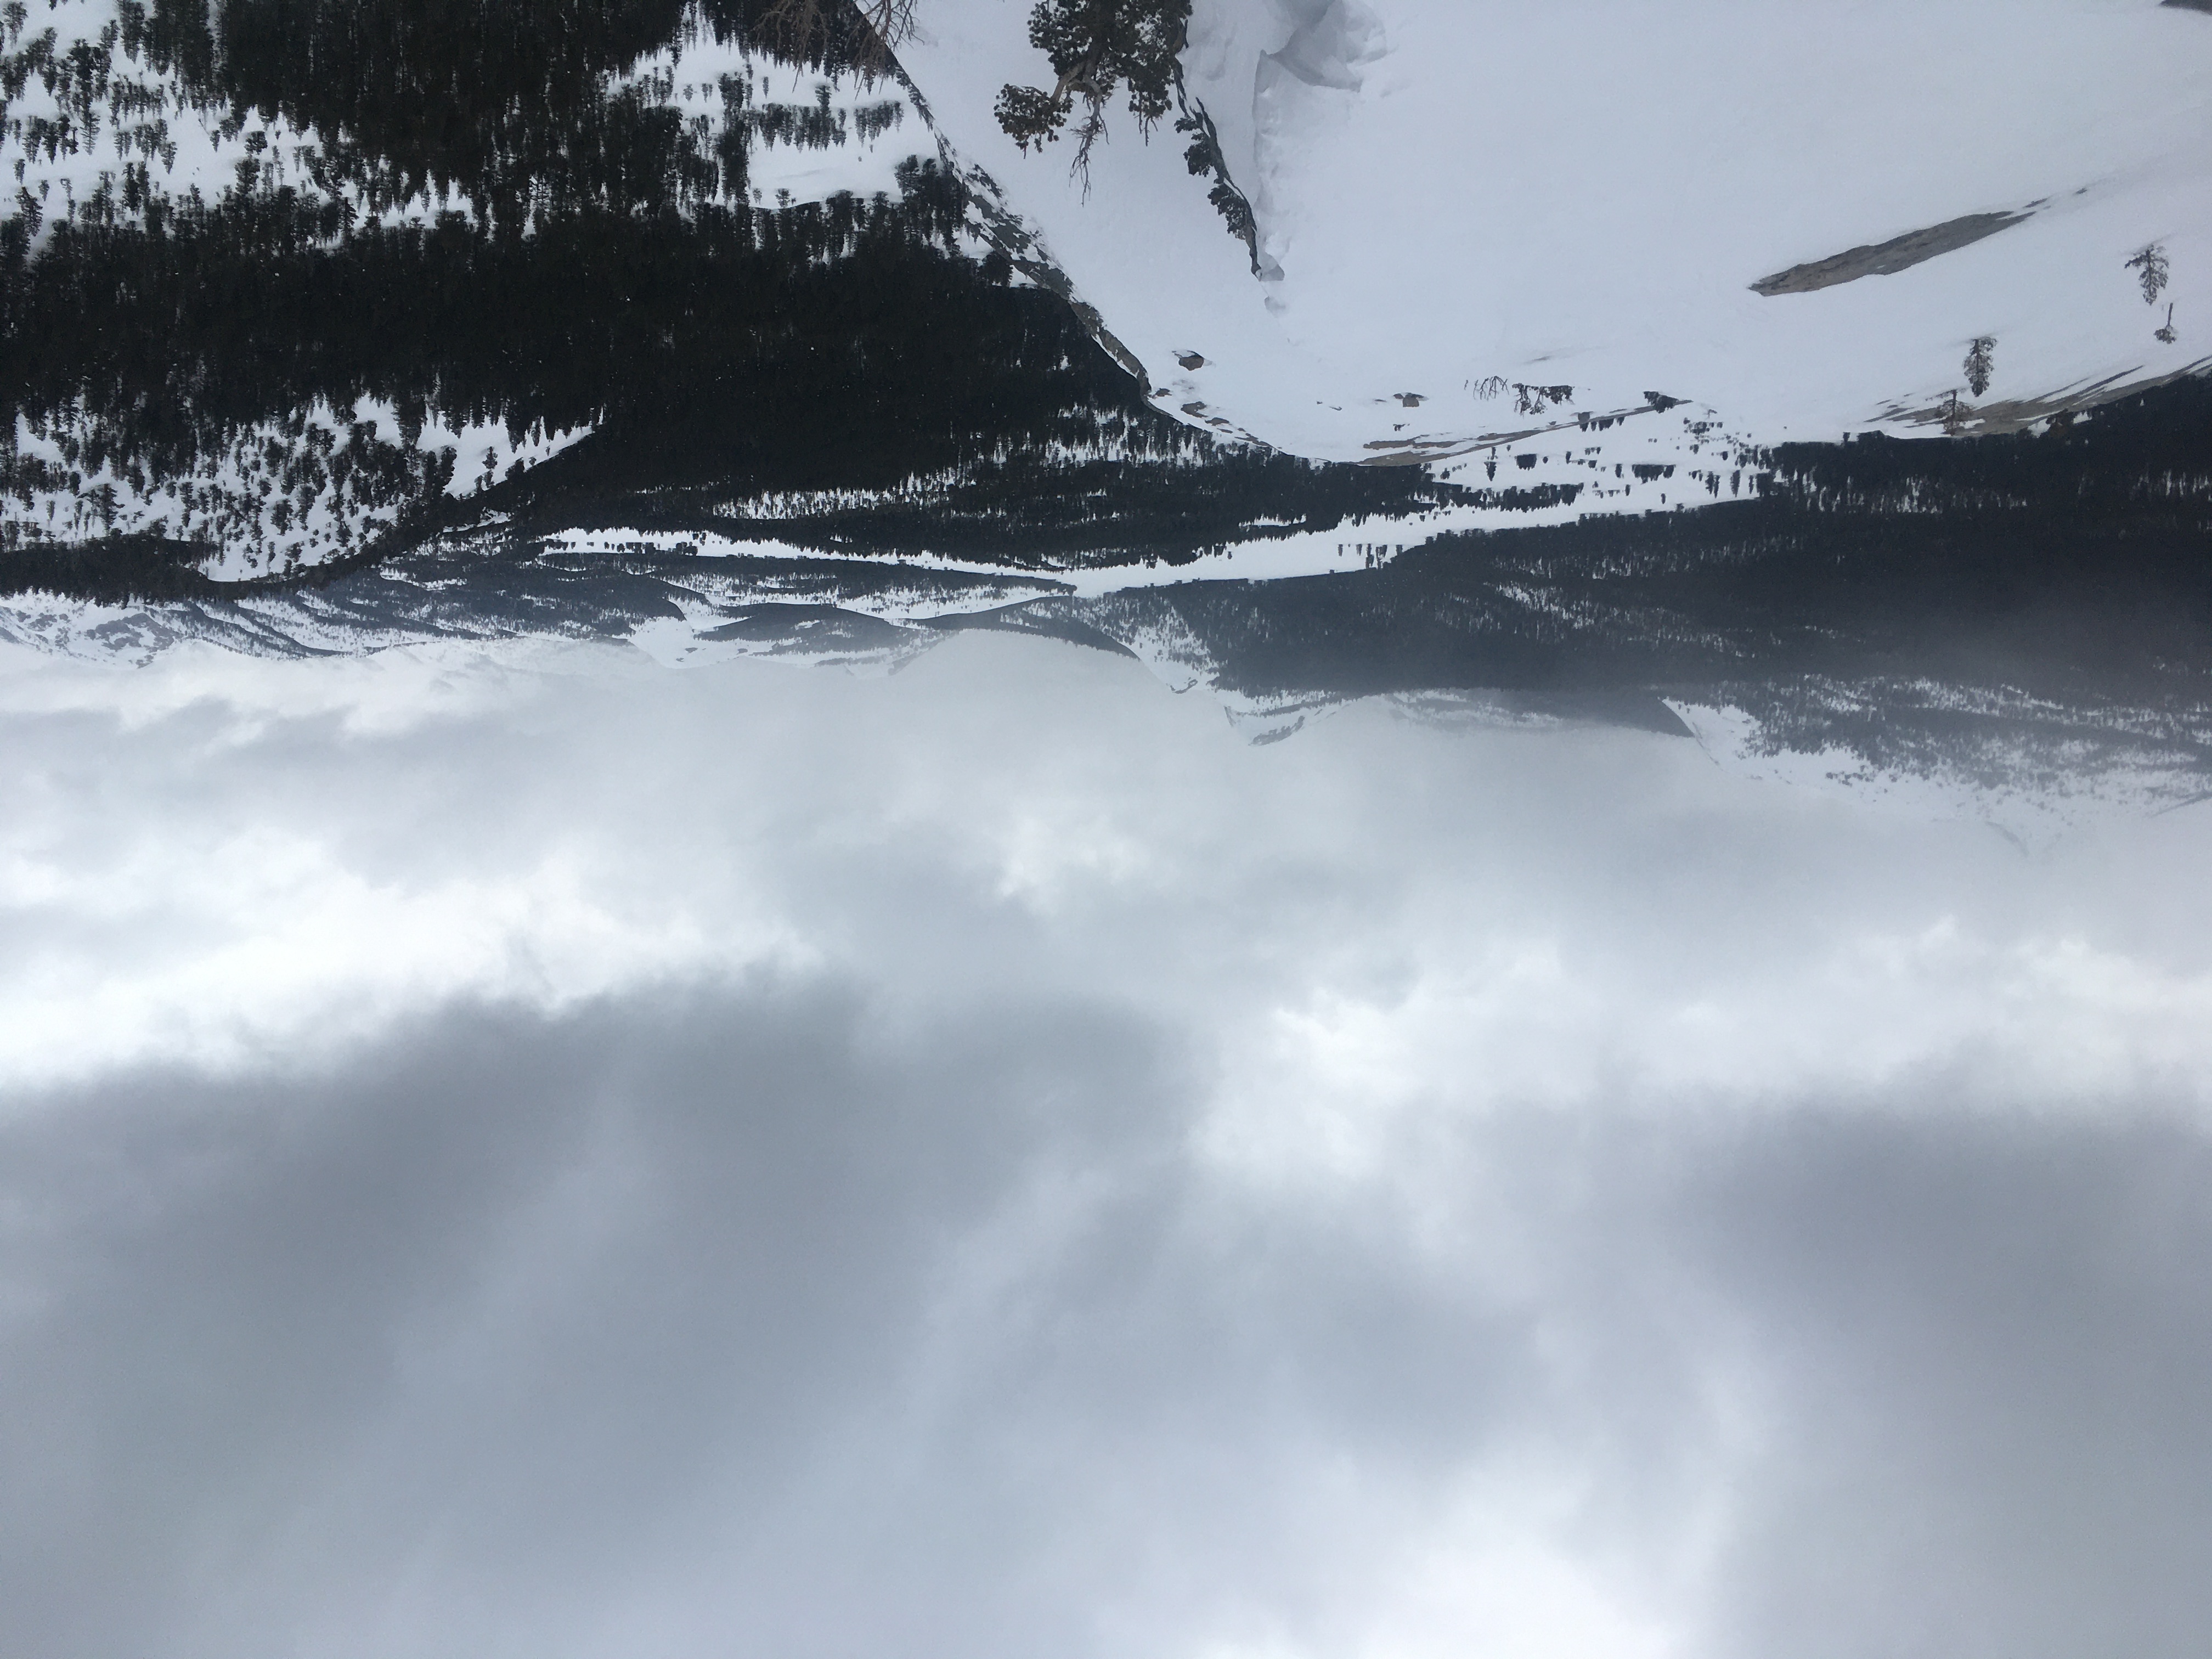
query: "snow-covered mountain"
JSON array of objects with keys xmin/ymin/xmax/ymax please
[
  {"xmin": 898, "ymin": 0, "xmax": 2212, "ymax": 485},
  {"xmin": 7, "ymin": 0, "xmax": 2212, "ymax": 838},
  {"xmin": 12, "ymin": 0, "xmax": 2209, "ymax": 584},
  {"xmin": 0, "ymin": 0, "xmax": 963, "ymax": 574}
]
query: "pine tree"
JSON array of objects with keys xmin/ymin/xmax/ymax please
[
  {"xmin": 994, "ymin": 1, "xmax": 1192, "ymax": 185},
  {"xmin": 1963, "ymin": 336, "xmax": 1995, "ymax": 398},
  {"xmin": 2126, "ymin": 243, "xmax": 2170, "ymax": 306}
]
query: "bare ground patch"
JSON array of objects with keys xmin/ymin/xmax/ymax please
[{"xmin": 1752, "ymin": 210, "xmax": 2034, "ymax": 296}]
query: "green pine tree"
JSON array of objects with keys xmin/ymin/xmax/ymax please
[{"xmin": 994, "ymin": 0, "xmax": 1192, "ymax": 185}]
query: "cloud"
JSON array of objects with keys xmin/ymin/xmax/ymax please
[
  {"xmin": 9, "ymin": 996, "xmax": 2211, "ymax": 1659},
  {"xmin": 7, "ymin": 631, "xmax": 2212, "ymax": 1113},
  {"xmin": 3, "ymin": 631, "xmax": 2211, "ymax": 1658}
]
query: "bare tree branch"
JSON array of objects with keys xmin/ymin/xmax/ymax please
[{"xmin": 753, "ymin": 0, "xmax": 917, "ymax": 77}]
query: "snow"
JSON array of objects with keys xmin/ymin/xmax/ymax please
[
  {"xmin": 386, "ymin": 407, "xmax": 595, "ymax": 503},
  {"xmin": 1, "ymin": 0, "xmax": 932, "ymax": 247},
  {"xmin": 608, "ymin": 33, "xmax": 932, "ymax": 208},
  {"xmin": 5, "ymin": 399, "xmax": 594, "ymax": 579},
  {"xmin": 1, "ymin": 0, "xmax": 927, "ymax": 579},
  {"xmin": 894, "ymin": 0, "xmax": 2212, "ymax": 467},
  {"xmin": 3, "ymin": 0, "xmax": 454, "ymax": 244},
  {"xmin": 13, "ymin": 0, "xmax": 2212, "ymax": 606},
  {"xmin": 541, "ymin": 486, "xmax": 1668, "ymax": 593}
]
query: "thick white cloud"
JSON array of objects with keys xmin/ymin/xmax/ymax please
[
  {"xmin": 2, "ymin": 632, "xmax": 2210, "ymax": 1659},
  {"xmin": 6, "ymin": 633, "xmax": 2211, "ymax": 1111}
]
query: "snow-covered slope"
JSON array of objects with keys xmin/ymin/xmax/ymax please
[
  {"xmin": 0, "ymin": 1, "xmax": 935, "ymax": 246},
  {"xmin": 1, "ymin": 0, "xmax": 943, "ymax": 576},
  {"xmin": 896, "ymin": 0, "xmax": 2212, "ymax": 476}
]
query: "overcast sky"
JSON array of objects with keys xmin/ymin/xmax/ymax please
[{"xmin": 4, "ymin": 631, "xmax": 2211, "ymax": 1659}]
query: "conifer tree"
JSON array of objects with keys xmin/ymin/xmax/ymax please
[
  {"xmin": 1963, "ymin": 336, "xmax": 1995, "ymax": 398},
  {"xmin": 2126, "ymin": 243, "xmax": 2170, "ymax": 306},
  {"xmin": 994, "ymin": 0, "xmax": 1192, "ymax": 184}
]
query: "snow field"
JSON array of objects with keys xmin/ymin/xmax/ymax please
[{"xmin": 895, "ymin": 0, "xmax": 2212, "ymax": 466}]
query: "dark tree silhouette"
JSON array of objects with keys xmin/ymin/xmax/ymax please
[
  {"xmin": 1964, "ymin": 336, "xmax": 1995, "ymax": 398},
  {"xmin": 2126, "ymin": 242, "xmax": 2170, "ymax": 306},
  {"xmin": 993, "ymin": 0, "xmax": 1189, "ymax": 185}
]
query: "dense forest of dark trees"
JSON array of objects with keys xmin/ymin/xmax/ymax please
[
  {"xmin": 1757, "ymin": 382, "xmax": 2212, "ymax": 519},
  {"xmin": 7, "ymin": 157, "xmax": 972, "ymax": 488},
  {"xmin": 1178, "ymin": 375, "xmax": 2212, "ymax": 707},
  {"xmin": 2, "ymin": 0, "xmax": 1483, "ymax": 595},
  {"xmin": 82, "ymin": 0, "xmax": 898, "ymax": 219}
]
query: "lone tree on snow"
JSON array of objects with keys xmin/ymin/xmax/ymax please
[
  {"xmin": 1963, "ymin": 336, "xmax": 1995, "ymax": 398},
  {"xmin": 2126, "ymin": 243, "xmax": 2170, "ymax": 306}
]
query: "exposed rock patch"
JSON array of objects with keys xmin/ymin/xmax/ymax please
[{"xmin": 1752, "ymin": 210, "xmax": 2033, "ymax": 296}]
